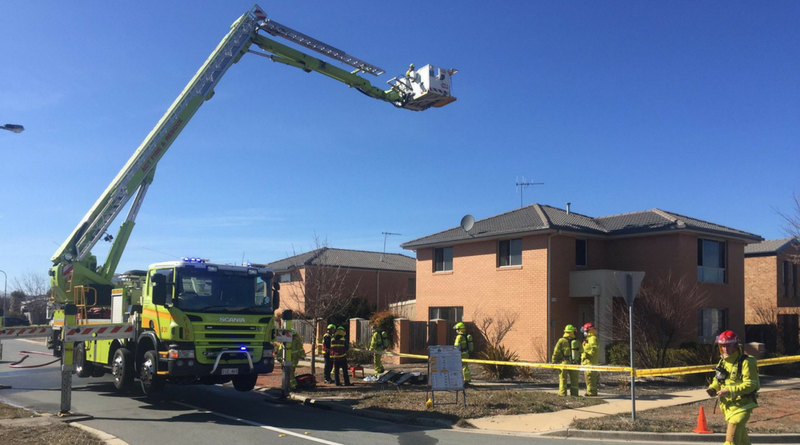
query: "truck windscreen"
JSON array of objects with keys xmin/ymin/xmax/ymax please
[{"xmin": 175, "ymin": 270, "xmax": 272, "ymax": 314}]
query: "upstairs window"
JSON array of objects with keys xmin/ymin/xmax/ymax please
[
  {"xmin": 794, "ymin": 263, "xmax": 799, "ymax": 298},
  {"xmin": 498, "ymin": 238, "xmax": 522, "ymax": 267},
  {"xmin": 783, "ymin": 261, "xmax": 791, "ymax": 297},
  {"xmin": 575, "ymin": 239, "xmax": 587, "ymax": 267},
  {"xmin": 434, "ymin": 247, "xmax": 453, "ymax": 272},
  {"xmin": 277, "ymin": 272, "xmax": 296, "ymax": 283},
  {"xmin": 697, "ymin": 239, "xmax": 726, "ymax": 283}
]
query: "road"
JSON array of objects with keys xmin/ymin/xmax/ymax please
[{"xmin": 0, "ymin": 338, "xmax": 715, "ymax": 445}]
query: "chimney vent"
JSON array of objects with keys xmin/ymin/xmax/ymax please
[{"xmin": 566, "ymin": 202, "xmax": 571, "ymax": 215}]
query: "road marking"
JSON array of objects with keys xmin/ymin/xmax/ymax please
[{"xmin": 174, "ymin": 401, "xmax": 345, "ymax": 445}]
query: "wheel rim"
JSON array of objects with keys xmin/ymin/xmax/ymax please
[
  {"xmin": 112, "ymin": 354, "xmax": 124, "ymax": 385},
  {"xmin": 141, "ymin": 356, "xmax": 155, "ymax": 388}
]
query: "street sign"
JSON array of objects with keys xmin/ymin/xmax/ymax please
[{"xmin": 614, "ymin": 271, "xmax": 645, "ymax": 307}]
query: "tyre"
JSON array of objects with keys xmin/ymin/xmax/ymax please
[
  {"xmin": 112, "ymin": 348, "xmax": 134, "ymax": 391},
  {"xmin": 232, "ymin": 373, "xmax": 257, "ymax": 392},
  {"xmin": 74, "ymin": 342, "xmax": 94, "ymax": 378},
  {"xmin": 140, "ymin": 350, "xmax": 166, "ymax": 397}
]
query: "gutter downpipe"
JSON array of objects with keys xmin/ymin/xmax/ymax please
[{"xmin": 546, "ymin": 230, "xmax": 561, "ymax": 358}]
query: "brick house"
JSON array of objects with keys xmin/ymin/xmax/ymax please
[
  {"xmin": 261, "ymin": 248, "xmax": 416, "ymax": 315},
  {"xmin": 401, "ymin": 204, "xmax": 762, "ymax": 363},
  {"xmin": 744, "ymin": 238, "xmax": 800, "ymax": 354}
]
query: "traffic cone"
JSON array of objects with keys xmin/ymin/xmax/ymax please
[{"xmin": 692, "ymin": 406, "xmax": 713, "ymax": 434}]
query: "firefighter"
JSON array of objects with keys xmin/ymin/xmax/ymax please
[
  {"xmin": 405, "ymin": 63, "xmax": 415, "ymax": 79},
  {"xmin": 580, "ymin": 322, "xmax": 599, "ymax": 396},
  {"xmin": 330, "ymin": 326, "xmax": 353, "ymax": 386},
  {"xmin": 454, "ymin": 322, "xmax": 473, "ymax": 384},
  {"xmin": 277, "ymin": 329, "xmax": 306, "ymax": 390},
  {"xmin": 552, "ymin": 324, "xmax": 581, "ymax": 396},
  {"xmin": 369, "ymin": 324, "xmax": 388, "ymax": 376},
  {"xmin": 322, "ymin": 323, "xmax": 336, "ymax": 384},
  {"xmin": 706, "ymin": 330, "xmax": 760, "ymax": 445}
]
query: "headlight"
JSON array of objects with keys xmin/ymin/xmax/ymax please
[{"xmin": 169, "ymin": 349, "xmax": 195, "ymax": 359}]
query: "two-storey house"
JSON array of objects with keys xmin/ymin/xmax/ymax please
[
  {"xmin": 744, "ymin": 238, "xmax": 800, "ymax": 354},
  {"xmin": 401, "ymin": 204, "xmax": 762, "ymax": 362}
]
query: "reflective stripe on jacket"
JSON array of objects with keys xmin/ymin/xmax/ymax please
[{"xmin": 330, "ymin": 335, "xmax": 347, "ymax": 360}]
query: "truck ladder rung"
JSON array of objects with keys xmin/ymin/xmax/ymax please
[{"xmin": 259, "ymin": 19, "xmax": 384, "ymax": 76}]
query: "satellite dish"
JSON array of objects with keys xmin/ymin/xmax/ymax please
[{"xmin": 460, "ymin": 214, "xmax": 474, "ymax": 233}]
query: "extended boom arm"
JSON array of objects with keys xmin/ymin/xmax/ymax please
[{"xmin": 50, "ymin": 4, "xmax": 456, "ymax": 304}]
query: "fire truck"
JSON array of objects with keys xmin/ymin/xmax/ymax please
[{"xmin": 44, "ymin": 4, "xmax": 456, "ymax": 397}]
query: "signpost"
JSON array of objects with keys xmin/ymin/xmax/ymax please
[
  {"xmin": 614, "ymin": 271, "xmax": 645, "ymax": 421},
  {"xmin": 427, "ymin": 345, "xmax": 466, "ymax": 407}
]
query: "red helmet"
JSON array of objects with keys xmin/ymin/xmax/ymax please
[
  {"xmin": 716, "ymin": 330, "xmax": 739, "ymax": 345},
  {"xmin": 581, "ymin": 322, "xmax": 596, "ymax": 334}
]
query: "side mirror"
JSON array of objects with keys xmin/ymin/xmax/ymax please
[
  {"xmin": 151, "ymin": 274, "xmax": 167, "ymax": 306},
  {"xmin": 272, "ymin": 282, "xmax": 280, "ymax": 310}
]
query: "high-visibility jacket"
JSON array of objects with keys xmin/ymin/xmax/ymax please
[
  {"xmin": 581, "ymin": 332, "xmax": 599, "ymax": 365},
  {"xmin": 552, "ymin": 333, "xmax": 581, "ymax": 364},
  {"xmin": 321, "ymin": 333, "xmax": 331, "ymax": 356},
  {"xmin": 330, "ymin": 334, "xmax": 348, "ymax": 360},
  {"xmin": 708, "ymin": 349, "xmax": 760, "ymax": 421},
  {"xmin": 370, "ymin": 331, "xmax": 387, "ymax": 351},
  {"xmin": 277, "ymin": 333, "xmax": 306, "ymax": 366}
]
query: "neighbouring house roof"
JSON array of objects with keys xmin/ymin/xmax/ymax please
[
  {"xmin": 744, "ymin": 238, "xmax": 799, "ymax": 257},
  {"xmin": 261, "ymin": 248, "xmax": 416, "ymax": 273},
  {"xmin": 401, "ymin": 203, "xmax": 763, "ymax": 250}
]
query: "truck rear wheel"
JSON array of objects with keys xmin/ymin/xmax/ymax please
[
  {"xmin": 112, "ymin": 348, "xmax": 134, "ymax": 391},
  {"xmin": 232, "ymin": 374, "xmax": 257, "ymax": 392},
  {"xmin": 140, "ymin": 350, "xmax": 166, "ymax": 397},
  {"xmin": 74, "ymin": 343, "xmax": 94, "ymax": 378}
]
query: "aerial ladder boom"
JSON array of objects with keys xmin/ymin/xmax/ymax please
[{"xmin": 50, "ymin": 4, "xmax": 456, "ymax": 305}]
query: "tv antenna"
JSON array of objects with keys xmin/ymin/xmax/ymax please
[
  {"xmin": 515, "ymin": 176, "xmax": 544, "ymax": 208},
  {"xmin": 381, "ymin": 232, "xmax": 402, "ymax": 262}
]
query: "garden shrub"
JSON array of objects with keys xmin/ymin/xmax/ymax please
[{"xmin": 478, "ymin": 344, "xmax": 519, "ymax": 380}]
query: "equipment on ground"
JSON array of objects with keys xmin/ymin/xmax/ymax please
[{"xmin": 43, "ymin": 4, "xmax": 456, "ymax": 403}]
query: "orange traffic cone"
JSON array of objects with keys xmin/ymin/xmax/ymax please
[{"xmin": 692, "ymin": 406, "xmax": 713, "ymax": 434}]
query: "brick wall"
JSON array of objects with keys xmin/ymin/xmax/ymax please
[{"xmin": 276, "ymin": 267, "xmax": 413, "ymax": 314}]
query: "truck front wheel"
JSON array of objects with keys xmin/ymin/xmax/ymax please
[
  {"xmin": 112, "ymin": 348, "xmax": 134, "ymax": 391},
  {"xmin": 140, "ymin": 350, "xmax": 166, "ymax": 397},
  {"xmin": 232, "ymin": 374, "xmax": 257, "ymax": 392},
  {"xmin": 74, "ymin": 343, "xmax": 94, "ymax": 378}
]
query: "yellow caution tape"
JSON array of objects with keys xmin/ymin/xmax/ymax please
[{"xmin": 351, "ymin": 348, "xmax": 800, "ymax": 378}]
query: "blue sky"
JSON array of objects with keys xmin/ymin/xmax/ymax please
[{"xmin": 1, "ymin": 1, "xmax": 798, "ymax": 289}]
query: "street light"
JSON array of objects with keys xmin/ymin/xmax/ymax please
[
  {"xmin": 1, "ymin": 124, "xmax": 24, "ymax": 133},
  {"xmin": 0, "ymin": 269, "xmax": 6, "ymax": 300}
]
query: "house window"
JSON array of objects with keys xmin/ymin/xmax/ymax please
[
  {"xmin": 794, "ymin": 263, "xmax": 799, "ymax": 298},
  {"xmin": 697, "ymin": 239, "xmax": 726, "ymax": 283},
  {"xmin": 498, "ymin": 238, "xmax": 522, "ymax": 267},
  {"xmin": 698, "ymin": 307, "xmax": 728, "ymax": 343},
  {"xmin": 277, "ymin": 272, "xmax": 296, "ymax": 283},
  {"xmin": 575, "ymin": 239, "xmax": 587, "ymax": 267},
  {"xmin": 434, "ymin": 247, "xmax": 453, "ymax": 272},
  {"xmin": 783, "ymin": 261, "xmax": 791, "ymax": 297},
  {"xmin": 407, "ymin": 277, "xmax": 416, "ymax": 298},
  {"xmin": 429, "ymin": 306, "xmax": 463, "ymax": 322}
]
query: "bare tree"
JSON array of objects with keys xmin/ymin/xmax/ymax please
[
  {"xmin": 0, "ymin": 271, "xmax": 49, "ymax": 322},
  {"xmin": 777, "ymin": 193, "xmax": 800, "ymax": 264},
  {"xmin": 472, "ymin": 308, "xmax": 519, "ymax": 379},
  {"xmin": 286, "ymin": 237, "xmax": 361, "ymax": 375},
  {"xmin": 613, "ymin": 271, "xmax": 709, "ymax": 369},
  {"xmin": 14, "ymin": 270, "xmax": 49, "ymax": 297},
  {"xmin": 473, "ymin": 308, "xmax": 518, "ymax": 349}
]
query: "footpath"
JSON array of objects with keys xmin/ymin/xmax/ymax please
[{"xmin": 274, "ymin": 359, "xmax": 800, "ymax": 443}]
